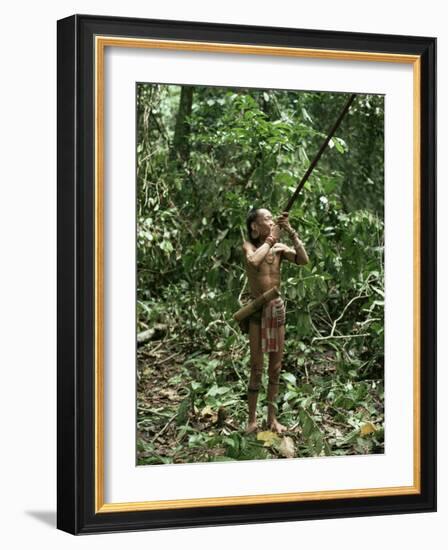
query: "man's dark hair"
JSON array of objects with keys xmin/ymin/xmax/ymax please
[{"xmin": 246, "ymin": 207, "xmax": 261, "ymax": 244}]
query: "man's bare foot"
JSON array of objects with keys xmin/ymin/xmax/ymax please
[
  {"xmin": 245, "ymin": 421, "xmax": 258, "ymax": 434},
  {"xmin": 269, "ymin": 418, "xmax": 287, "ymax": 433}
]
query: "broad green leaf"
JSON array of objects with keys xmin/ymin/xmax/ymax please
[{"xmin": 257, "ymin": 431, "xmax": 280, "ymax": 447}]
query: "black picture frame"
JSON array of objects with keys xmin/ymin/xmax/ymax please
[{"xmin": 57, "ymin": 14, "xmax": 436, "ymax": 535}]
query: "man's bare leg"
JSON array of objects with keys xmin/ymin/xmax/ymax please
[
  {"xmin": 246, "ymin": 320, "xmax": 263, "ymax": 433},
  {"xmin": 267, "ymin": 325, "xmax": 287, "ymax": 433}
]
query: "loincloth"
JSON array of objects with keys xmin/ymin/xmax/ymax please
[{"xmin": 239, "ymin": 297, "xmax": 286, "ymax": 353}]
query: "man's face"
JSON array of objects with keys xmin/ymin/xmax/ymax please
[{"xmin": 253, "ymin": 208, "xmax": 274, "ymax": 239}]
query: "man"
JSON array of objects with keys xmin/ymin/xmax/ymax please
[{"xmin": 241, "ymin": 208, "xmax": 309, "ymax": 433}]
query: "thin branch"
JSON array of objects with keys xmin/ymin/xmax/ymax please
[
  {"xmin": 312, "ymin": 333, "xmax": 369, "ymax": 343},
  {"xmin": 238, "ymin": 277, "xmax": 248, "ymax": 305},
  {"xmin": 150, "ymin": 411, "xmax": 178, "ymax": 443},
  {"xmin": 329, "ymin": 293, "xmax": 369, "ymax": 337}
]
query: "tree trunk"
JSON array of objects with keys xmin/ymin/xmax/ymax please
[{"xmin": 170, "ymin": 86, "xmax": 194, "ymax": 164}]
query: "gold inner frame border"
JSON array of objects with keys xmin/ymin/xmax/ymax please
[{"xmin": 94, "ymin": 35, "xmax": 421, "ymax": 513}]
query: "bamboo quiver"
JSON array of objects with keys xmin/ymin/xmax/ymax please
[{"xmin": 233, "ymin": 287, "xmax": 280, "ymax": 323}]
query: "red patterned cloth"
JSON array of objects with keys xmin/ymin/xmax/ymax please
[{"xmin": 261, "ymin": 297, "xmax": 286, "ymax": 353}]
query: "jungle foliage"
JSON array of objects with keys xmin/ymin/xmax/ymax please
[{"xmin": 136, "ymin": 84, "xmax": 385, "ymax": 465}]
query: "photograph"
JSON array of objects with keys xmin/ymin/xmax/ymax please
[
  {"xmin": 56, "ymin": 14, "xmax": 435, "ymax": 533},
  {"xmin": 135, "ymin": 83, "xmax": 385, "ymax": 466}
]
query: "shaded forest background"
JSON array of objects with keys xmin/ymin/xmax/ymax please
[{"xmin": 136, "ymin": 83, "xmax": 384, "ymax": 464}]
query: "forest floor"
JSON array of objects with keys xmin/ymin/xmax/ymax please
[{"xmin": 136, "ymin": 334, "xmax": 384, "ymax": 465}]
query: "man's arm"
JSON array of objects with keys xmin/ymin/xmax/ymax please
[
  {"xmin": 242, "ymin": 241, "xmax": 271, "ymax": 269},
  {"xmin": 276, "ymin": 212, "xmax": 309, "ymax": 265},
  {"xmin": 242, "ymin": 225, "xmax": 281, "ymax": 269},
  {"xmin": 288, "ymin": 231, "xmax": 309, "ymax": 265}
]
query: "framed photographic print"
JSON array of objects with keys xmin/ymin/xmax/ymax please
[{"xmin": 57, "ymin": 14, "xmax": 436, "ymax": 534}]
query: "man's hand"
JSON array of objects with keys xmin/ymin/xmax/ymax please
[
  {"xmin": 271, "ymin": 243, "xmax": 290, "ymax": 254},
  {"xmin": 276, "ymin": 211, "xmax": 293, "ymax": 233},
  {"xmin": 270, "ymin": 224, "xmax": 281, "ymax": 241}
]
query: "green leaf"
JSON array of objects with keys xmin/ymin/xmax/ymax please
[
  {"xmin": 333, "ymin": 137, "xmax": 345, "ymax": 154},
  {"xmin": 282, "ymin": 372, "xmax": 297, "ymax": 386}
]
